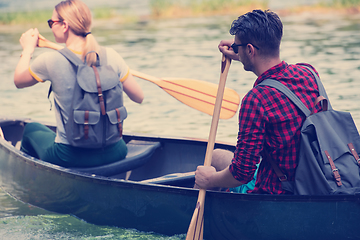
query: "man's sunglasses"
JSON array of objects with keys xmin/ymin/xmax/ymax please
[
  {"xmin": 231, "ymin": 42, "xmax": 260, "ymax": 54},
  {"xmin": 47, "ymin": 19, "xmax": 62, "ymax": 28}
]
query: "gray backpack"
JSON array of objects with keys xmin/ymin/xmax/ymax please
[
  {"xmin": 58, "ymin": 47, "xmax": 127, "ymax": 148},
  {"xmin": 259, "ymin": 67, "xmax": 360, "ymax": 195}
]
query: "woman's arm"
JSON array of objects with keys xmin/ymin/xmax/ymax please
[
  {"xmin": 122, "ymin": 73, "xmax": 144, "ymax": 103},
  {"xmin": 14, "ymin": 28, "xmax": 39, "ymax": 88}
]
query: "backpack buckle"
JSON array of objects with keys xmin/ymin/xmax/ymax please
[{"xmin": 279, "ymin": 175, "xmax": 287, "ymax": 182}]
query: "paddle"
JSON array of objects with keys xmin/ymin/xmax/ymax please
[
  {"xmin": 0, "ymin": 127, "xmax": 4, "ymax": 139},
  {"xmin": 186, "ymin": 52, "xmax": 231, "ymax": 240},
  {"xmin": 37, "ymin": 35, "xmax": 240, "ymax": 119}
]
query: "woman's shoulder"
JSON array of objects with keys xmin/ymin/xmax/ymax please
[
  {"xmin": 102, "ymin": 47, "xmax": 128, "ymax": 67},
  {"xmin": 35, "ymin": 50, "xmax": 69, "ymax": 63},
  {"xmin": 103, "ymin": 47, "xmax": 121, "ymax": 58}
]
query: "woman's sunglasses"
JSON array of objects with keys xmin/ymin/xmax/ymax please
[{"xmin": 47, "ymin": 19, "xmax": 62, "ymax": 29}]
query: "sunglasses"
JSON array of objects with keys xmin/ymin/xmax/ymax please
[
  {"xmin": 231, "ymin": 42, "xmax": 259, "ymax": 54},
  {"xmin": 47, "ymin": 19, "xmax": 62, "ymax": 28}
]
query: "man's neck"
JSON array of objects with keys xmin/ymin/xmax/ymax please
[{"xmin": 254, "ymin": 56, "xmax": 282, "ymax": 77}]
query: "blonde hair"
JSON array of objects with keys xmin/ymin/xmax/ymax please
[{"xmin": 55, "ymin": 0, "xmax": 99, "ymax": 66}]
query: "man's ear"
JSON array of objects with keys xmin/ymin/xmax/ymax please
[{"xmin": 246, "ymin": 44, "xmax": 256, "ymax": 57}]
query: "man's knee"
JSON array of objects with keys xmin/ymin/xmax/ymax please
[{"xmin": 212, "ymin": 149, "xmax": 233, "ymax": 171}]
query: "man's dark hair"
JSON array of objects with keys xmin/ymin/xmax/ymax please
[{"xmin": 230, "ymin": 9, "xmax": 283, "ymax": 56}]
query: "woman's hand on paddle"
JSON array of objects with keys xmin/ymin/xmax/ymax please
[
  {"xmin": 14, "ymin": 28, "xmax": 39, "ymax": 88},
  {"xmin": 218, "ymin": 39, "xmax": 240, "ymax": 61},
  {"xmin": 19, "ymin": 28, "xmax": 39, "ymax": 55}
]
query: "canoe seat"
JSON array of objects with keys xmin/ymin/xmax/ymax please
[
  {"xmin": 71, "ymin": 140, "xmax": 161, "ymax": 177},
  {"xmin": 141, "ymin": 171, "xmax": 195, "ymax": 188}
]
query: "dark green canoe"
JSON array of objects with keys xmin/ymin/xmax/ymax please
[{"xmin": 0, "ymin": 117, "xmax": 359, "ymax": 240}]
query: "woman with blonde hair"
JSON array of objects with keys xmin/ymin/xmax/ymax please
[{"xmin": 14, "ymin": 0, "xmax": 144, "ymax": 167}]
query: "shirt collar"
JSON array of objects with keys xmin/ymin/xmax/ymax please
[
  {"xmin": 253, "ymin": 61, "xmax": 288, "ymax": 87},
  {"xmin": 69, "ymin": 49, "xmax": 82, "ymax": 55}
]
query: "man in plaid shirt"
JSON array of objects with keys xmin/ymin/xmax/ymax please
[{"xmin": 195, "ymin": 10, "xmax": 321, "ymax": 194}]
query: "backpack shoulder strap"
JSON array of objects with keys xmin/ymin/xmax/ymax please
[
  {"xmin": 300, "ymin": 65, "xmax": 332, "ymax": 110},
  {"xmin": 301, "ymin": 65, "xmax": 327, "ymax": 97},
  {"xmin": 48, "ymin": 48, "xmax": 83, "ymax": 104},
  {"xmin": 59, "ymin": 47, "xmax": 108, "ymax": 67},
  {"xmin": 259, "ymin": 79, "xmax": 312, "ymax": 117},
  {"xmin": 258, "ymin": 80, "xmax": 307, "ymax": 190},
  {"xmin": 58, "ymin": 47, "xmax": 84, "ymax": 66}
]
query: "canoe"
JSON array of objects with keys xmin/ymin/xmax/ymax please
[{"xmin": 0, "ymin": 117, "xmax": 359, "ymax": 240}]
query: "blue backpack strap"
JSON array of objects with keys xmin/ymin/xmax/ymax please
[{"xmin": 259, "ymin": 79, "xmax": 311, "ymax": 117}]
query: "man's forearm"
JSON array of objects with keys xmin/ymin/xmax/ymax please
[{"xmin": 210, "ymin": 167, "xmax": 243, "ymax": 189}]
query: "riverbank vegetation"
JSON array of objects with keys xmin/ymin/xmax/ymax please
[
  {"xmin": 0, "ymin": 0, "xmax": 360, "ymax": 26},
  {"xmin": 150, "ymin": 0, "xmax": 360, "ymax": 18},
  {"xmin": 0, "ymin": 7, "xmax": 121, "ymax": 26},
  {"xmin": 150, "ymin": 0, "xmax": 267, "ymax": 18},
  {"xmin": 278, "ymin": 0, "xmax": 360, "ymax": 15}
]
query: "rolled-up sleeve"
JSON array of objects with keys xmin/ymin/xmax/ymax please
[{"xmin": 229, "ymin": 88, "xmax": 266, "ymax": 184}]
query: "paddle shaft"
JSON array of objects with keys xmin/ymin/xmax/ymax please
[
  {"xmin": 37, "ymin": 35, "xmax": 240, "ymax": 119},
  {"xmin": 186, "ymin": 53, "xmax": 231, "ymax": 240}
]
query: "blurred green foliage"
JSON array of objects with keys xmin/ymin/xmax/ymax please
[
  {"xmin": 0, "ymin": 10, "xmax": 50, "ymax": 25},
  {"xmin": 0, "ymin": 7, "xmax": 118, "ymax": 25},
  {"xmin": 150, "ymin": 0, "xmax": 268, "ymax": 17},
  {"xmin": 1, "ymin": 0, "xmax": 360, "ymax": 25}
]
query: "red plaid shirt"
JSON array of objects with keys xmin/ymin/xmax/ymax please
[{"xmin": 229, "ymin": 61, "xmax": 321, "ymax": 194}]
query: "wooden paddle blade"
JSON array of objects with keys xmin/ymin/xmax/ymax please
[
  {"xmin": 159, "ymin": 77, "xmax": 239, "ymax": 119},
  {"xmin": 131, "ymin": 69, "xmax": 240, "ymax": 119}
]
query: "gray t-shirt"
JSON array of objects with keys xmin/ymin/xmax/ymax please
[{"xmin": 30, "ymin": 47, "xmax": 130, "ymax": 144}]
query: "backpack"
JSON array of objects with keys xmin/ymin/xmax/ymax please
[
  {"xmin": 56, "ymin": 47, "xmax": 127, "ymax": 148},
  {"xmin": 259, "ymin": 66, "xmax": 360, "ymax": 195}
]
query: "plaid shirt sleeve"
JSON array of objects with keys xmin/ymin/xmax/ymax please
[
  {"xmin": 229, "ymin": 61, "xmax": 320, "ymax": 194},
  {"xmin": 229, "ymin": 88, "xmax": 266, "ymax": 185}
]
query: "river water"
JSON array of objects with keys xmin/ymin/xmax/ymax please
[{"xmin": 0, "ymin": 0, "xmax": 360, "ymax": 239}]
